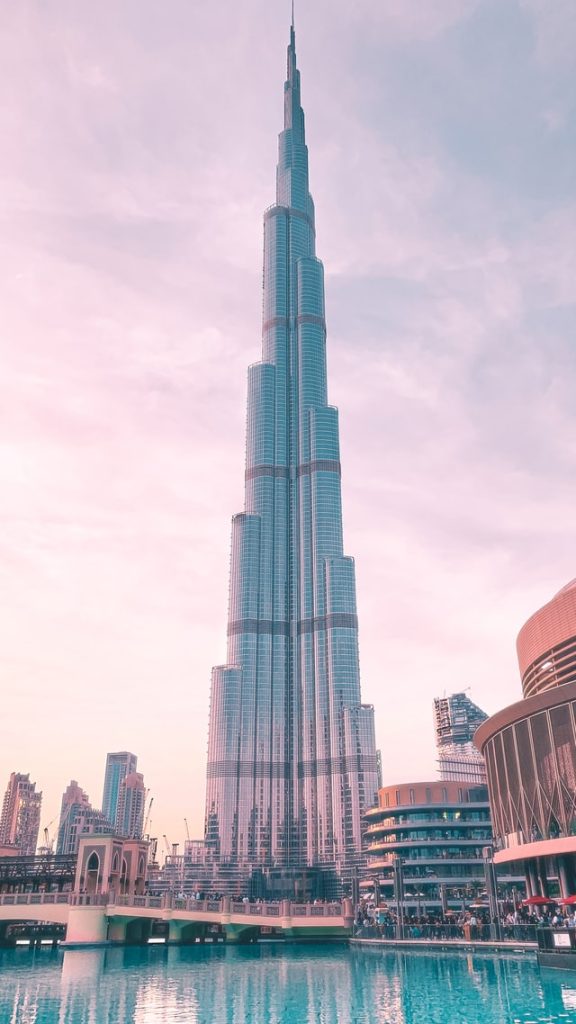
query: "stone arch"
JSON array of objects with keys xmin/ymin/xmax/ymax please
[
  {"xmin": 86, "ymin": 852, "xmax": 100, "ymax": 895},
  {"xmin": 120, "ymin": 857, "xmax": 128, "ymax": 894}
]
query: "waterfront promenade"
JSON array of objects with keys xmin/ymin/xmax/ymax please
[
  {"xmin": 351, "ymin": 934, "xmax": 537, "ymax": 956},
  {"xmin": 0, "ymin": 889, "xmax": 547, "ymax": 958}
]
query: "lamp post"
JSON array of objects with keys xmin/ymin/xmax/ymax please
[
  {"xmin": 440, "ymin": 883, "xmax": 449, "ymax": 917},
  {"xmin": 483, "ymin": 845, "xmax": 501, "ymax": 941},
  {"xmin": 392, "ymin": 855, "xmax": 405, "ymax": 940},
  {"xmin": 351, "ymin": 866, "xmax": 359, "ymax": 911},
  {"xmin": 373, "ymin": 875, "xmax": 381, "ymax": 909}
]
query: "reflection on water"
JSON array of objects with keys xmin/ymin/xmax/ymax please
[{"xmin": 2, "ymin": 943, "xmax": 576, "ymax": 1024}]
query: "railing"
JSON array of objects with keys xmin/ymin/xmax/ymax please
[
  {"xmin": 109, "ymin": 895, "xmax": 343, "ymax": 917},
  {"xmin": 67, "ymin": 894, "xmax": 109, "ymax": 907},
  {"xmin": 365, "ymin": 818, "xmax": 491, "ymax": 835},
  {"xmin": 355, "ymin": 921, "xmax": 539, "ymax": 943},
  {"xmin": 0, "ymin": 893, "xmax": 71, "ymax": 907},
  {"xmin": 0, "ymin": 891, "xmax": 344, "ymax": 920}
]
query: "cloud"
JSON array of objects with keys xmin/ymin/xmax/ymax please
[{"xmin": 0, "ymin": 0, "xmax": 573, "ymax": 840}]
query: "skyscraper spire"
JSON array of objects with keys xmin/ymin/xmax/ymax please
[{"xmin": 204, "ymin": 20, "xmax": 379, "ymax": 896}]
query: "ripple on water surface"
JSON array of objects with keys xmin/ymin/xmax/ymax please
[{"xmin": 1, "ymin": 943, "xmax": 576, "ymax": 1024}]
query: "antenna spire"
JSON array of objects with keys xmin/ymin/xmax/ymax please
[{"xmin": 291, "ymin": 0, "xmax": 295, "ymax": 29}]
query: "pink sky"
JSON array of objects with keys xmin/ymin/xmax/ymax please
[{"xmin": 1, "ymin": 0, "xmax": 575, "ymax": 850}]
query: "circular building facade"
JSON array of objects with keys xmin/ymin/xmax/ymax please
[
  {"xmin": 517, "ymin": 579, "xmax": 576, "ymax": 698},
  {"xmin": 477, "ymin": 582, "xmax": 576, "ymax": 899},
  {"xmin": 364, "ymin": 781, "xmax": 521, "ymax": 911}
]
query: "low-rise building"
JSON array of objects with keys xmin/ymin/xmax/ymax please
[{"xmin": 364, "ymin": 780, "xmax": 523, "ymax": 913}]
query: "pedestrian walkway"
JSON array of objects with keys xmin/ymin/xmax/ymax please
[{"xmin": 351, "ymin": 936, "xmax": 536, "ymax": 955}]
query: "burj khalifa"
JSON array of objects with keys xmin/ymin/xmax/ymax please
[{"xmin": 204, "ymin": 22, "xmax": 379, "ymax": 894}]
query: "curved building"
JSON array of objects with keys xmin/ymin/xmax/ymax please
[
  {"xmin": 364, "ymin": 782, "xmax": 521, "ymax": 911},
  {"xmin": 476, "ymin": 582, "xmax": 576, "ymax": 899},
  {"xmin": 517, "ymin": 579, "xmax": 576, "ymax": 698}
]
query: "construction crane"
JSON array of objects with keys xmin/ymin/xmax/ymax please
[
  {"xmin": 184, "ymin": 818, "xmax": 190, "ymax": 842},
  {"xmin": 143, "ymin": 796, "xmax": 154, "ymax": 836},
  {"xmin": 39, "ymin": 817, "xmax": 56, "ymax": 855},
  {"xmin": 162, "ymin": 834, "xmax": 171, "ymax": 858}
]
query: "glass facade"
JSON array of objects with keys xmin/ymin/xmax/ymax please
[
  {"xmin": 204, "ymin": 27, "xmax": 379, "ymax": 885},
  {"xmin": 101, "ymin": 752, "xmax": 137, "ymax": 830},
  {"xmin": 364, "ymin": 782, "xmax": 522, "ymax": 907}
]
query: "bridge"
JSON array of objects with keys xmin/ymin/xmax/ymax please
[{"xmin": 0, "ymin": 892, "xmax": 353, "ymax": 946}]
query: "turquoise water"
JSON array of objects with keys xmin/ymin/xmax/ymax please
[{"xmin": 0, "ymin": 943, "xmax": 575, "ymax": 1024}]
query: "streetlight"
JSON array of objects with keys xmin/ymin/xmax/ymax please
[
  {"xmin": 483, "ymin": 846, "xmax": 502, "ymax": 941},
  {"xmin": 392, "ymin": 855, "xmax": 405, "ymax": 939}
]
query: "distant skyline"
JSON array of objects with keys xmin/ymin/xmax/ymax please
[{"xmin": 1, "ymin": 1, "xmax": 574, "ymax": 848}]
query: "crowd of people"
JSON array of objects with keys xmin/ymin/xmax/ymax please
[{"xmin": 353, "ymin": 902, "xmax": 572, "ymax": 942}]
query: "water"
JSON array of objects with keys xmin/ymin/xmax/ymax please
[{"xmin": 1, "ymin": 943, "xmax": 576, "ymax": 1024}]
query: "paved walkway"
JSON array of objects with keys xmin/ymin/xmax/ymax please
[{"xmin": 350, "ymin": 936, "xmax": 537, "ymax": 955}]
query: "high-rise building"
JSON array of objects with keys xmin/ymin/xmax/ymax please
[
  {"xmin": 57, "ymin": 780, "xmax": 90, "ymax": 855},
  {"xmin": 434, "ymin": 692, "xmax": 488, "ymax": 784},
  {"xmin": 204, "ymin": 23, "xmax": 379, "ymax": 894},
  {"xmin": 115, "ymin": 771, "xmax": 146, "ymax": 839},
  {"xmin": 56, "ymin": 780, "xmax": 113, "ymax": 856},
  {"xmin": 102, "ymin": 752, "xmax": 137, "ymax": 827},
  {"xmin": 0, "ymin": 772, "xmax": 42, "ymax": 855}
]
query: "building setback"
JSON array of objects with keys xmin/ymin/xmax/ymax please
[{"xmin": 204, "ymin": 23, "xmax": 379, "ymax": 894}]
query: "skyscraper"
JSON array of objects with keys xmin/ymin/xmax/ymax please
[
  {"xmin": 56, "ymin": 780, "xmax": 113, "ymax": 856},
  {"xmin": 205, "ymin": 23, "xmax": 379, "ymax": 893},
  {"xmin": 102, "ymin": 752, "xmax": 137, "ymax": 827},
  {"xmin": 115, "ymin": 771, "xmax": 146, "ymax": 839},
  {"xmin": 0, "ymin": 772, "xmax": 42, "ymax": 855},
  {"xmin": 57, "ymin": 780, "xmax": 90, "ymax": 855},
  {"xmin": 433, "ymin": 692, "xmax": 488, "ymax": 784}
]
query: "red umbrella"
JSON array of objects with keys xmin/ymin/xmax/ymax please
[
  {"xmin": 557, "ymin": 895, "xmax": 576, "ymax": 905},
  {"xmin": 522, "ymin": 895, "xmax": 556, "ymax": 906}
]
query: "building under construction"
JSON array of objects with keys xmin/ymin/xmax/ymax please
[{"xmin": 433, "ymin": 692, "xmax": 488, "ymax": 784}]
